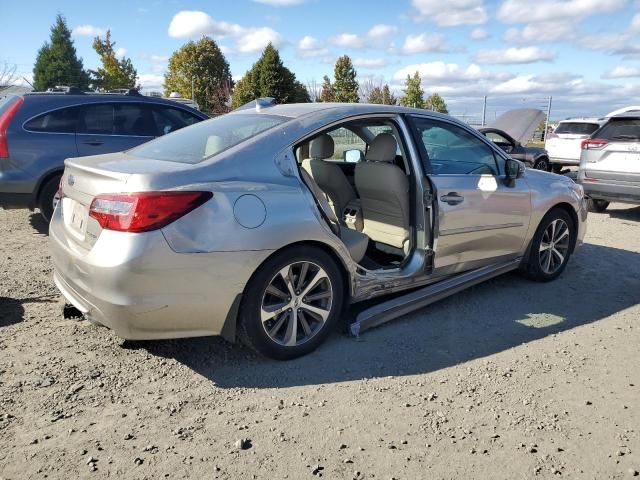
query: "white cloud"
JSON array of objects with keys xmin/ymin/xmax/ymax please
[
  {"xmin": 72, "ymin": 25, "xmax": 106, "ymax": 37},
  {"xmin": 329, "ymin": 24, "xmax": 398, "ymax": 50},
  {"xmin": 168, "ymin": 11, "xmax": 242, "ymax": 38},
  {"xmin": 150, "ymin": 54, "xmax": 169, "ymax": 62},
  {"xmin": 331, "ymin": 33, "xmax": 365, "ymax": 49},
  {"xmin": 497, "ymin": 0, "xmax": 625, "ymax": 24},
  {"xmin": 412, "ymin": 0, "xmax": 488, "ymax": 26},
  {"xmin": 475, "ymin": 47, "xmax": 555, "ymax": 64},
  {"xmin": 602, "ymin": 65, "xmax": 640, "ymax": 78},
  {"xmin": 632, "ymin": 13, "xmax": 640, "ymax": 31},
  {"xmin": 401, "ymin": 33, "xmax": 449, "ymax": 54},
  {"xmin": 581, "ymin": 32, "xmax": 629, "ymax": 51},
  {"xmin": 297, "ymin": 35, "xmax": 329, "ymax": 58},
  {"xmin": 252, "ymin": 0, "xmax": 305, "ymax": 5},
  {"xmin": 138, "ymin": 74, "xmax": 164, "ymax": 92},
  {"xmin": 392, "ymin": 61, "xmax": 506, "ymax": 84},
  {"xmin": 503, "ymin": 21, "xmax": 575, "ymax": 44},
  {"xmin": 353, "ymin": 58, "xmax": 388, "ymax": 68},
  {"xmin": 368, "ymin": 24, "xmax": 397, "ymax": 39},
  {"xmin": 115, "ymin": 47, "xmax": 128, "ymax": 58},
  {"xmin": 168, "ymin": 11, "xmax": 282, "ymax": 55},
  {"xmin": 470, "ymin": 28, "xmax": 489, "ymax": 40},
  {"xmin": 236, "ymin": 27, "xmax": 282, "ymax": 54}
]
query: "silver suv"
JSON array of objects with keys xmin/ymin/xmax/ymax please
[{"xmin": 578, "ymin": 111, "xmax": 640, "ymax": 212}]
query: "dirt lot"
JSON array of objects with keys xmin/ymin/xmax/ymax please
[{"xmin": 1, "ymin": 205, "xmax": 639, "ymax": 479}]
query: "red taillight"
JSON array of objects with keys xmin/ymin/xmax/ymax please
[
  {"xmin": 581, "ymin": 138, "xmax": 609, "ymax": 150},
  {"xmin": 0, "ymin": 96, "xmax": 24, "ymax": 158},
  {"xmin": 89, "ymin": 191, "xmax": 213, "ymax": 232}
]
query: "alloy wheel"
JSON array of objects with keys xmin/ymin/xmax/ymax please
[
  {"xmin": 260, "ymin": 261, "xmax": 333, "ymax": 347},
  {"xmin": 539, "ymin": 218, "xmax": 570, "ymax": 274},
  {"xmin": 535, "ymin": 159, "xmax": 549, "ymax": 171}
]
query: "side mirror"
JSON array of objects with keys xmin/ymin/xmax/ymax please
[
  {"xmin": 344, "ymin": 149, "xmax": 364, "ymax": 163},
  {"xmin": 505, "ymin": 158, "xmax": 525, "ymax": 186}
]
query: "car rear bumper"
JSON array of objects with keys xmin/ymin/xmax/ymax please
[
  {"xmin": 579, "ymin": 170, "xmax": 640, "ymax": 204},
  {"xmin": 49, "ymin": 205, "xmax": 272, "ymax": 340}
]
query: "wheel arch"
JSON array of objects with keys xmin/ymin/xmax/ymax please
[
  {"xmin": 221, "ymin": 239, "xmax": 354, "ymax": 344},
  {"xmin": 33, "ymin": 168, "xmax": 64, "ymax": 207},
  {"xmin": 545, "ymin": 202, "xmax": 580, "ymax": 253}
]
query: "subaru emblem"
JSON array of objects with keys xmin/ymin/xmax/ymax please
[{"xmin": 68, "ymin": 175, "xmax": 75, "ymax": 187}]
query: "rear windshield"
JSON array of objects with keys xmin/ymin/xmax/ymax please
[
  {"xmin": 596, "ymin": 118, "xmax": 640, "ymax": 141},
  {"xmin": 554, "ymin": 122, "xmax": 600, "ymax": 135},
  {"xmin": 130, "ymin": 113, "xmax": 290, "ymax": 164}
]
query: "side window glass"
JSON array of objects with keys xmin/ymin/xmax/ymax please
[
  {"xmin": 326, "ymin": 127, "xmax": 366, "ymax": 162},
  {"xmin": 152, "ymin": 106, "xmax": 201, "ymax": 136},
  {"xmin": 78, "ymin": 104, "xmax": 115, "ymax": 135},
  {"xmin": 24, "ymin": 107, "xmax": 78, "ymax": 133},
  {"xmin": 413, "ymin": 118, "xmax": 501, "ymax": 175},
  {"xmin": 113, "ymin": 103, "xmax": 155, "ymax": 136}
]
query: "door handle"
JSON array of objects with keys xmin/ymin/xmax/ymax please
[
  {"xmin": 82, "ymin": 140, "xmax": 104, "ymax": 146},
  {"xmin": 440, "ymin": 192, "xmax": 464, "ymax": 205}
]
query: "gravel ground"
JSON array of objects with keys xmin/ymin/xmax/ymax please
[{"xmin": 0, "ymin": 205, "xmax": 639, "ymax": 479}]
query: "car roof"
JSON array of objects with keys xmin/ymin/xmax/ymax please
[
  {"xmin": 610, "ymin": 110, "xmax": 640, "ymax": 119},
  {"xmin": 558, "ymin": 117, "xmax": 601, "ymax": 123},
  {"xmin": 231, "ymin": 102, "xmax": 453, "ymax": 121}
]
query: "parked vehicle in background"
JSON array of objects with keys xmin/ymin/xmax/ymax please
[
  {"xmin": 0, "ymin": 89, "xmax": 207, "ymax": 221},
  {"xmin": 546, "ymin": 118, "xmax": 603, "ymax": 172},
  {"xmin": 479, "ymin": 108, "xmax": 551, "ymax": 171},
  {"xmin": 50, "ymin": 101, "xmax": 587, "ymax": 360},
  {"xmin": 578, "ymin": 111, "xmax": 640, "ymax": 212}
]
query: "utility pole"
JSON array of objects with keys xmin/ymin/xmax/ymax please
[
  {"xmin": 481, "ymin": 96, "xmax": 487, "ymax": 126},
  {"xmin": 544, "ymin": 95, "xmax": 552, "ymax": 143}
]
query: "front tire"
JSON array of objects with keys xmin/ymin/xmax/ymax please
[
  {"xmin": 520, "ymin": 208, "xmax": 574, "ymax": 282},
  {"xmin": 38, "ymin": 174, "xmax": 62, "ymax": 222},
  {"xmin": 238, "ymin": 246, "xmax": 344, "ymax": 360},
  {"xmin": 587, "ymin": 198, "xmax": 609, "ymax": 213}
]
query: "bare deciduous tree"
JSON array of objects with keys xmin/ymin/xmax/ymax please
[
  {"xmin": 306, "ymin": 79, "xmax": 322, "ymax": 103},
  {"xmin": 0, "ymin": 62, "xmax": 18, "ymax": 91}
]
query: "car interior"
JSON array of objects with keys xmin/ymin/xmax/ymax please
[{"xmin": 295, "ymin": 119, "xmax": 413, "ymax": 270}]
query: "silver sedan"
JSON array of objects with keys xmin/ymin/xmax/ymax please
[{"xmin": 49, "ymin": 102, "xmax": 588, "ymax": 359}]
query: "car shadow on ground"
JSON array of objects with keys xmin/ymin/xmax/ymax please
[
  {"xmin": 133, "ymin": 242, "xmax": 640, "ymax": 389},
  {"xmin": 0, "ymin": 296, "xmax": 57, "ymax": 327},
  {"xmin": 605, "ymin": 205, "xmax": 640, "ymax": 222},
  {"xmin": 28, "ymin": 213, "xmax": 49, "ymax": 235}
]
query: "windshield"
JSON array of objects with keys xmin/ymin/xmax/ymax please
[
  {"xmin": 130, "ymin": 113, "xmax": 290, "ymax": 164},
  {"xmin": 554, "ymin": 122, "xmax": 600, "ymax": 135}
]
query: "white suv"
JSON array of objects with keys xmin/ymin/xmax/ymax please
[
  {"xmin": 546, "ymin": 118, "xmax": 603, "ymax": 171},
  {"xmin": 577, "ymin": 111, "xmax": 640, "ymax": 212}
]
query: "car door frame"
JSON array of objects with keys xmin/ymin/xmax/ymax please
[{"xmin": 405, "ymin": 113, "xmax": 532, "ymax": 274}]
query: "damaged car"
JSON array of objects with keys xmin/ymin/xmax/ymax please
[
  {"xmin": 50, "ymin": 101, "xmax": 587, "ymax": 360},
  {"xmin": 479, "ymin": 108, "xmax": 552, "ymax": 171}
]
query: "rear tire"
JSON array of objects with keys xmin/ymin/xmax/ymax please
[
  {"xmin": 587, "ymin": 198, "xmax": 609, "ymax": 213},
  {"xmin": 520, "ymin": 208, "xmax": 575, "ymax": 282},
  {"xmin": 38, "ymin": 174, "xmax": 62, "ymax": 222},
  {"xmin": 552, "ymin": 164, "xmax": 563, "ymax": 174},
  {"xmin": 533, "ymin": 157, "xmax": 550, "ymax": 171},
  {"xmin": 238, "ymin": 245, "xmax": 344, "ymax": 360}
]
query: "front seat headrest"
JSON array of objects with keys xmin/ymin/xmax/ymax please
[
  {"xmin": 310, "ymin": 134, "xmax": 335, "ymax": 160},
  {"xmin": 366, "ymin": 133, "xmax": 397, "ymax": 162}
]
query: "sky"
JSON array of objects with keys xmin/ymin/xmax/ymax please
[{"xmin": 2, "ymin": 0, "xmax": 640, "ymax": 121}]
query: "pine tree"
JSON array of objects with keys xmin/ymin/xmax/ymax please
[
  {"xmin": 90, "ymin": 31, "xmax": 138, "ymax": 91},
  {"xmin": 425, "ymin": 93, "xmax": 448, "ymax": 114},
  {"xmin": 33, "ymin": 14, "xmax": 89, "ymax": 91},
  {"xmin": 319, "ymin": 75, "xmax": 334, "ymax": 102},
  {"xmin": 332, "ymin": 55, "xmax": 359, "ymax": 103},
  {"xmin": 400, "ymin": 72, "xmax": 424, "ymax": 108},
  {"xmin": 231, "ymin": 43, "xmax": 308, "ymax": 108},
  {"xmin": 381, "ymin": 84, "xmax": 397, "ymax": 105},
  {"xmin": 165, "ymin": 37, "xmax": 233, "ymax": 113}
]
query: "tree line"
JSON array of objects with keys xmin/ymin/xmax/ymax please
[{"xmin": 32, "ymin": 14, "xmax": 448, "ymax": 115}]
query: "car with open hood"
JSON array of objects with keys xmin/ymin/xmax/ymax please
[
  {"xmin": 49, "ymin": 101, "xmax": 587, "ymax": 359},
  {"xmin": 479, "ymin": 108, "xmax": 551, "ymax": 171}
]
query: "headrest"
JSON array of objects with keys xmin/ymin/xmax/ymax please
[
  {"xmin": 366, "ymin": 133, "xmax": 397, "ymax": 162},
  {"xmin": 310, "ymin": 134, "xmax": 334, "ymax": 159}
]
